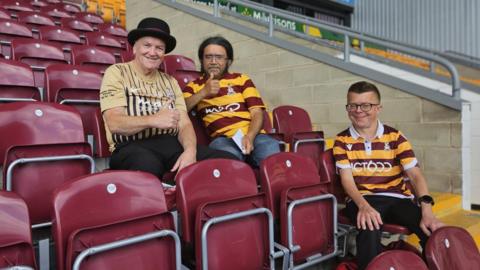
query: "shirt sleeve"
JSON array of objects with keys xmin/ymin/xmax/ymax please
[
  {"xmin": 170, "ymin": 76, "xmax": 187, "ymax": 112},
  {"xmin": 100, "ymin": 65, "xmax": 127, "ymax": 112},
  {"xmin": 333, "ymin": 136, "xmax": 351, "ymax": 169},
  {"xmin": 395, "ymin": 131, "xmax": 418, "ymax": 170}
]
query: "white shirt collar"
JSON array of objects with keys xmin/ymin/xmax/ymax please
[{"xmin": 349, "ymin": 120, "xmax": 384, "ymax": 140}]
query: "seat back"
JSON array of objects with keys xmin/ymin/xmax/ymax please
[
  {"xmin": 52, "ymin": 171, "xmax": 178, "ymax": 270},
  {"xmin": 175, "ymin": 159, "xmax": 258, "ymax": 244},
  {"xmin": 425, "ymin": 226, "xmax": 480, "ymax": 270},
  {"xmin": 366, "ymin": 250, "xmax": 428, "ymax": 270},
  {"xmin": 272, "ymin": 105, "xmax": 314, "ymax": 143},
  {"xmin": 50, "ymin": 3, "xmax": 81, "ymax": 14},
  {"xmin": 71, "ymin": 45, "xmax": 116, "ymax": 74},
  {"xmin": 320, "ymin": 148, "xmax": 346, "ymax": 200},
  {"xmin": 0, "ymin": 19, "xmax": 33, "ymax": 58},
  {"xmin": 0, "ymin": 7, "xmax": 11, "ymax": 19},
  {"xmin": 1, "ymin": 0, "xmax": 34, "ymax": 14},
  {"xmin": 97, "ymin": 23, "xmax": 127, "ymax": 37},
  {"xmin": 119, "ymin": 50, "xmax": 134, "ymax": 62},
  {"xmin": 38, "ymin": 25, "xmax": 82, "ymax": 62},
  {"xmin": 0, "ymin": 58, "xmax": 39, "ymax": 102},
  {"xmin": 85, "ymin": 31, "xmax": 124, "ymax": 61},
  {"xmin": 171, "ymin": 69, "xmax": 201, "ymax": 90},
  {"xmin": 74, "ymin": 12, "xmax": 104, "ymax": 26},
  {"xmin": 60, "ymin": 17, "xmax": 94, "ymax": 37},
  {"xmin": 0, "ymin": 191, "xmax": 36, "ymax": 269},
  {"xmin": 0, "ymin": 101, "xmax": 85, "ymax": 161},
  {"xmin": 188, "ymin": 110, "xmax": 211, "ymax": 146},
  {"xmin": 17, "ymin": 11, "xmax": 55, "ymax": 38},
  {"xmin": 161, "ymin": 54, "xmax": 196, "ymax": 74},
  {"xmin": 40, "ymin": 6, "xmax": 72, "ymax": 20},
  {"xmin": 11, "ymin": 38, "xmax": 68, "ymax": 88}
]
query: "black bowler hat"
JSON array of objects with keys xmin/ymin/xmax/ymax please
[{"xmin": 127, "ymin": 17, "xmax": 176, "ymax": 53}]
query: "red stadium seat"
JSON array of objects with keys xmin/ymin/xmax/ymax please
[
  {"xmin": 365, "ymin": 250, "xmax": 428, "ymax": 270},
  {"xmin": 91, "ymin": 107, "xmax": 111, "ymax": 157},
  {"xmin": 0, "ymin": 18, "xmax": 33, "ymax": 58},
  {"xmin": 60, "ymin": 17, "xmax": 94, "ymax": 38},
  {"xmin": 17, "ymin": 11, "xmax": 55, "ymax": 38},
  {"xmin": 97, "ymin": 23, "xmax": 127, "ymax": 43},
  {"xmin": 41, "ymin": 6, "xmax": 72, "ymax": 22},
  {"xmin": 273, "ymin": 105, "xmax": 324, "ymax": 168},
  {"xmin": 425, "ymin": 226, "xmax": 480, "ymax": 270},
  {"xmin": 11, "ymin": 38, "xmax": 68, "ymax": 89},
  {"xmin": 50, "ymin": 2, "xmax": 81, "ymax": 14},
  {"xmin": 1, "ymin": 0, "xmax": 34, "ymax": 15},
  {"xmin": 45, "ymin": 64, "xmax": 107, "ymax": 157},
  {"xmin": 85, "ymin": 31, "xmax": 124, "ymax": 62},
  {"xmin": 74, "ymin": 11, "xmax": 104, "ymax": 26},
  {"xmin": 171, "ymin": 69, "xmax": 201, "ymax": 91},
  {"xmin": 188, "ymin": 110, "xmax": 211, "ymax": 146},
  {"xmin": 38, "ymin": 25, "xmax": 82, "ymax": 62},
  {"xmin": 161, "ymin": 54, "xmax": 196, "ymax": 74},
  {"xmin": 29, "ymin": 0, "xmax": 49, "ymax": 11},
  {"xmin": 119, "ymin": 50, "xmax": 133, "ymax": 62},
  {"xmin": 71, "ymin": 45, "xmax": 116, "ymax": 74},
  {"xmin": 0, "ymin": 191, "xmax": 37, "ymax": 269},
  {"xmin": 0, "ymin": 7, "xmax": 12, "ymax": 19},
  {"xmin": 176, "ymin": 159, "xmax": 283, "ymax": 269},
  {"xmin": 260, "ymin": 152, "xmax": 338, "ymax": 268},
  {"xmin": 52, "ymin": 170, "xmax": 180, "ymax": 270},
  {"xmin": 0, "ymin": 58, "xmax": 40, "ymax": 102}
]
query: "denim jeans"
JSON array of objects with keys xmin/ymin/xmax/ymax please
[{"xmin": 209, "ymin": 134, "xmax": 280, "ymax": 167}]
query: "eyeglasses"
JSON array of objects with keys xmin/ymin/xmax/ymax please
[
  {"xmin": 345, "ymin": 103, "xmax": 380, "ymax": 112},
  {"xmin": 204, "ymin": 54, "xmax": 227, "ymax": 62}
]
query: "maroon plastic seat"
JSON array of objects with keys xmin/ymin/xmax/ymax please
[
  {"xmin": 0, "ymin": 102, "xmax": 94, "ymax": 226},
  {"xmin": 29, "ymin": 0, "xmax": 49, "ymax": 10},
  {"xmin": 171, "ymin": 69, "xmax": 201, "ymax": 92},
  {"xmin": 45, "ymin": 64, "xmax": 108, "ymax": 157},
  {"xmin": 17, "ymin": 11, "xmax": 55, "ymax": 36},
  {"xmin": 176, "ymin": 159, "xmax": 279, "ymax": 270},
  {"xmin": 160, "ymin": 54, "xmax": 196, "ymax": 74},
  {"xmin": 0, "ymin": 7, "xmax": 11, "ymax": 19},
  {"xmin": 0, "ymin": 191, "xmax": 37, "ymax": 269},
  {"xmin": 41, "ymin": 5, "xmax": 72, "ymax": 23},
  {"xmin": 0, "ymin": 18, "xmax": 33, "ymax": 58},
  {"xmin": 60, "ymin": 17, "xmax": 94, "ymax": 38},
  {"xmin": 74, "ymin": 11, "xmax": 104, "ymax": 26},
  {"xmin": 272, "ymin": 105, "xmax": 324, "ymax": 169},
  {"xmin": 188, "ymin": 110, "xmax": 211, "ymax": 146},
  {"xmin": 119, "ymin": 50, "xmax": 133, "ymax": 62},
  {"xmin": 260, "ymin": 152, "xmax": 337, "ymax": 267},
  {"xmin": 85, "ymin": 31, "xmax": 124, "ymax": 62},
  {"xmin": 11, "ymin": 38, "xmax": 68, "ymax": 89},
  {"xmin": 425, "ymin": 226, "xmax": 480, "ymax": 270},
  {"xmin": 50, "ymin": 2, "xmax": 81, "ymax": 14},
  {"xmin": 1, "ymin": 0, "xmax": 34, "ymax": 15},
  {"xmin": 71, "ymin": 44, "xmax": 116, "ymax": 74},
  {"xmin": 365, "ymin": 250, "xmax": 428, "ymax": 270},
  {"xmin": 97, "ymin": 23, "xmax": 127, "ymax": 37},
  {"xmin": 38, "ymin": 25, "xmax": 82, "ymax": 62},
  {"xmin": 0, "ymin": 58, "xmax": 40, "ymax": 102},
  {"xmin": 52, "ymin": 170, "xmax": 180, "ymax": 270}
]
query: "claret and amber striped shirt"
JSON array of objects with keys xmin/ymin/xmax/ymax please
[
  {"xmin": 183, "ymin": 73, "xmax": 266, "ymax": 138},
  {"xmin": 333, "ymin": 121, "xmax": 416, "ymax": 198}
]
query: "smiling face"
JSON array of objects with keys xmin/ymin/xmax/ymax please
[
  {"xmin": 201, "ymin": 44, "xmax": 229, "ymax": 79},
  {"xmin": 347, "ymin": 91, "xmax": 382, "ymax": 131},
  {"xmin": 133, "ymin": 36, "xmax": 166, "ymax": 75}
]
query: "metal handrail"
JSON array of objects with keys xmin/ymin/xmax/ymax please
[{"xmin": 206, "ymin": 0, "xmax": 462, "ymax": 98}]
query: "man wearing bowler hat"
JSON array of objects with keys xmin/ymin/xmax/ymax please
[{"xmin": 100, "ymin": 18, "xmax": 235, "ymax": 179}]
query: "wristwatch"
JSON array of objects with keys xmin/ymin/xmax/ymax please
[{"xmin": 418, "ymin": 195, "xmax": 435, "ymax": 206}]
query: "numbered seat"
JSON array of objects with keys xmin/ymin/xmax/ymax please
[
  {"xmin": 71, "ymin": 44, "xmax": 116, "ymax": 74},
  {"xmin": 0, "ymin": 18, "xmax": 33, "ymax": 58},
  {"xmin": 0, "ymin": 58, "xmax": 40, "ymax": 102}
]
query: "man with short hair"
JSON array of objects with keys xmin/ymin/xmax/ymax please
[
  {"xmin": 100, "ymin": 18, "xmax": 235, "ymax": 178},
  {"xmin": 333, "ymin": 81, "xmax": 444, "ymax": 270},
  {"xmin": 183, "ymin": 36, "xmax": 280, "ymax": 167}
]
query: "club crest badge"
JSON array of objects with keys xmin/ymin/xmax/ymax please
[{"xmin": 346, "ymin": 144, "xmax": 353, "ymax": 151}]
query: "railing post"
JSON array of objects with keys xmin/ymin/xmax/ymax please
[
  {"xmin": 214, "ymin": 0, "xmax": 219, "ymax": 17},
  {"xmin": 268, "ymin": 13, "xmax": 273, "ymax": 37},
  {"xmin": 430, "ymin": 61, "xmax": 435, "ymax": 74},
  {"xmin": 344, "ymin": 34, "xmax": 350, "ymax": 62}
]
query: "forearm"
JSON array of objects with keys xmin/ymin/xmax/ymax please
[
  {"xmin": 185, "ymin": 91, "xmax": 207, "ymax": 111},
  {"xmin": 103, "ymin": 107, "xmax": 153, "ymax": 136},
  {"xmin": 246, "ymin": 108, "xmax": 264, "ymax": 138},
  {"xmin": 177, "ymin": 112, "xmax": 197, "ymax": 153},
  {"xmin": 339, "ymin": 169, "xmax": 369, "ymax": 208}
]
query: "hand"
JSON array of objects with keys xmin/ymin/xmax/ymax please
[
  {"xmin": 171, "ymin": 149, "xmax": 196, "ymax": 172},
  {"xmin": 150, "ymin": 108, "xmax": 180, "ymax": 129},
  {"xmin": 357, "ymin": 203, "xmax": 383, "ymax": 231},
  {"xmin": 202, "ymin": 73, "xmax": 220, "ymax": 98},
  {"xmin": 420, "ymin": 211, "xmax": 444, "ymax": 236},
  {"xmin": 241, "ymin": 134, "xmax": 254, "ymax": 155}
]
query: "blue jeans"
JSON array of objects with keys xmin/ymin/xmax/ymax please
[{"xmin": 209, "ymin": 134, "xmax": 280, "ymax": 167}]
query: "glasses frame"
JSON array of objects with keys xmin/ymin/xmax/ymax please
[
  {"xmin": 203, "ymin": 54, "xmax": 228, "ymax": 62},
  {"xmin": 345, "ymin": 103, "xmax": 380, "ymax": 112}
]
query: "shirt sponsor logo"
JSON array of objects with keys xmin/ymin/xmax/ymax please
[
  {"xmin": 351, "ymin": 161, "xmax": 393, "ymax": 173},
  {"xmin": 205, "ymin": 102, "xmax": 240, "ymax": 114}
]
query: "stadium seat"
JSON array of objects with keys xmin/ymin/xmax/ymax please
[
  {"xmin": 1, "ymin": 0, "xmax": 34, "ymax": 16},
  {"xmin": 0, "ymin": 191, "xmax": 37, "ymax": 269},
  {"xmin": 260, "ymin": 152, "xmax": 338, "ymax": 268},
  {"xmin": 17, "ymin": 11, "xmax": 55, "ymax": 38},
  {"xmin": 29, "ymin": 0, "xmax": 49, "ymax": 11},
  {"xmin": 176, "ymin": 159, "xmax": 284, "ymax": 270},
  {"xmin": 119, "ymin": 50, "xmax": 133, "ymax": 62},
  {"xmin": 71, "ymin": 45, "xmax": 116, "ymax": 74},
  {"xmin": 85, "ymin": 31, "xmax": 124, "ymax": 62},
  {"xmin": 52, "ymin": 170, "xmax": 181, "ymax": 270},
  {"xmin": 0, "ymin": 7, "xmax": 12, "ymax": 19},
  {"xmin": 0, "ymin": 58, "xmax": 41, "ymax": 102},
  {"xmin": 74, "ymin": 11, "xmax": 104, "ymax": 27},
  {"xmin": 0, "ymin": 102, "xmax": 94, "ymax": 227},
  {"xmin": 160, "ymin": 54, "xmax": 196, "ymax": 74},
  {"xmin": 0, "ymin": 18, "xmax": 33, "ymax": 58},
  {"xmin": 188, "ymin": 110, "xmax": 211, "ymax": 146},
  {"xmin": 97, "ymin": 23, "xmax": 128, "ymax": 37},
  {"xmin": 50, "ymin": 2, "xmax": 81, "ymax": 14},
  {"xmin": 38, "ymin": 25, "xmax": 83, "ymax": 62},
  {"xmin": 365, "ymin": 250, "xmax": 428, "ymax": 270},
  {"xmin": 272, "ymin": 105, "xmax": 324, "ymax": 168},
  {"xmin": 41, "ymin": 6, "xmax": 72, "ymax": 24},
  {"xmin": 91, "ymin": 107, "xmax": 111, "ymax": 158},
  {"xmin": 425, "ymin": 226, "xmax": 480, "ymax": 270},
  {"xmin": 60, "ymin": 17, "xmax": 94, "ymax": 39},
  {"xmin": 171, "ymin": 69, "xmax": 201, "ymax": 91},
  {"xmin": 45, "ymin": 64, "xmax": 107, "ymax": 157},
  {"xmin": 11, "ymin": 38, "xmax": 68, "ymax": 89}
]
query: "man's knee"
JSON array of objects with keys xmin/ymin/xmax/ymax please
[
  {"xmin": 208, "ymin": 137, "xmax": 243, "ymax": 160},
  {"xmin": 110, "ymin": 146, "xmax": 165, "ymax": 178}
]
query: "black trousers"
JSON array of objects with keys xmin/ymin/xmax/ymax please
[
  {"xmin": 110, "ymin": 134, "xmax": 238, "ymax": 179},
  {"xmin": 344, "ymin": 196, "xmax": 428, "ymax": 270}
]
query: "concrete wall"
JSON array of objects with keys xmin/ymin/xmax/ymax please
[{"xmin": 126, "ymin": 0, "xmax": 462, "ymax": 193}]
